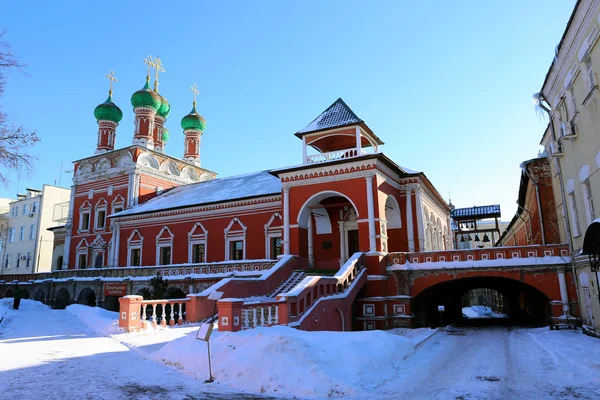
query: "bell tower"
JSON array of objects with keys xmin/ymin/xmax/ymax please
[{"xmin": 181, "ymin": 83, "xmax": 205, "ymax": 166}]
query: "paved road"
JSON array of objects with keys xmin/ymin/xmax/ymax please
[
  {"xmin": 0, "ymin": 300, "xmax": 274, "ymax": 400},
  {"xmin": 362, "ymin": 326, "xmax": 600, "ymax": 400}
]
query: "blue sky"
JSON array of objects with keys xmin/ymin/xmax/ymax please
[{"xmin": 2, "ymin": 1, "xmax": 575, "ymax": 220}]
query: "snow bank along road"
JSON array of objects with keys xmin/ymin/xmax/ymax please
[
  {"xmin": 355, "ymin": 326, "xmax": 600, "ymax": 400},
  {"xmin": 0, "ymin": 300, "xmax": 275, "ymax": 400}
]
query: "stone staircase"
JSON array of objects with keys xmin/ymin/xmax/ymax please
[{"xmin": 268, "ymin": 270, "xmax": 306, "ymax": 298}]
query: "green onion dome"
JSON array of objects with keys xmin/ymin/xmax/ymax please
[
  {"xmin": 94, "ymin": 92, "xmax": 123, "ymax": 123},
  {"xmin": 131, "ymin": 76, "xmax": 161, "ymax": 110},
  {"xmin": 162, "ymin": 128, "xmax": 170, "ymax": 142},
  {"xmin": 156, "ymin": 93, "xmax": 171, "ymax": 118},
  {"xmin": 181, "ymin": 102, "xmax": 206, "ymax": 131}
]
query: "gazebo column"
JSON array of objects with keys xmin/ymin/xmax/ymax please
[
  {"xmin": 283, "ymin": 188, "xmax": 290, "ymax": 255},
  {"xmin": 365, "ymin": 175, "xmax": 377, "ymax": 253},
  {"xmin": 415, "ymin": 186, "xmax": 425, "ymax": 251},
  {"xmin": 307, "ymin": 213, "xmax": 314, "ymax": 268},
  {"xmin": 406, "ymin": 189, "xmax": 415, "ymax": 252}
]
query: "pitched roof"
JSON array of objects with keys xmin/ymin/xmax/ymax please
[
  {"xmin": 451, "ymin": 205, "xmax": 501, "ymax": 219},
  {"xmin": 111, "ymin": 171, "xmax": 281, "ymax": 218},
  {"xmin": 296, "ymin": 98, "xmax": 363, "ymax": 135}
]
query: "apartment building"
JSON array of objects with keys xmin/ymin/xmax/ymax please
[{"xmin": 1, "ymin": 186, "xmax": 71, "ymax": 274}]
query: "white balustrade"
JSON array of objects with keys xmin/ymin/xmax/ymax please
[
  {"xmin": 306, "ymin": 148, "xmax": 367, "ymax": 164},
  {"xmin": 241, "ymin": 305, "xmax": 280, "ymax": 330}
]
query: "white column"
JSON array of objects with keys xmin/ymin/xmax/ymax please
[
  {"xmin": 415, "ymin": 186, "xmax": 425, "ymax": 251},
  {"xmin": 406, "ymin": 189, "xmax": 415, "ymax": 251},
  {"xmin": 338, "ymin": 221, "xmax": 345, "ymax": 267},
  {"xmin": 557, "ymin": 271, "xmax": 571, "ymax": 315},
  {"xmin": 355, "ymin": 126, "xmax": 361, "ymax": 153},
  {"xmin": 302, "ymin": 136, "xmax": 307, "ymax": 164},
  {"xmin": 365, "ymin": 175, "xmax": 377, "ymax": 253},
  {"xmin": 62, "ymin": 186, "xmax": 76, "ymax": 270},
  {"xmin": 307, "ymin": 213, "xmax": 314, "ymax": 268},
  {"xmin": 112, "ymin": 222, "xmax": 121, "ymax": 267},
  {"xmin": 283, "ymin": 188, "xmax": 290, "ymax": 255}
]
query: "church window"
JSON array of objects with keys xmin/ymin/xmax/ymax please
[
  {"xmin": 129, "ymin": 248, "xmax": 141, "ymax": 267},
  {"xmin": 230, "ymin": 241, "xmax": 244, "ymax": 261},
  {"xmin": 159, "ymin": 246, "xmax": 172, "ymax": 265},
  {"xmin": 264, "ymin": 213, "xmax": 283, "ymax": 260},
  {"xmin": 81, "ymin": 212, "xmax": 90, "ymax": 231},
  {"xmin": 96, "ymin": 210, "xmax": 106, "ymax": 229},
  {"xmin": 270, "ymin": 237, "xmax": 283, "ymax": 259},
  {"xmin": 192, "ymin": 244, "xmax": 205, "ymax": 263},
  {"xmin": 78, "ymin": 254, "xmax": 88, "ymax": 269}
]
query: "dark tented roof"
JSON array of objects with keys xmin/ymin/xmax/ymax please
[
  {"xmin": 296, "ymin": 98, "xmax": 363, "ymax": 135},
  {"xmin": 111, "ymin": 171, "xmax": 281, "ymax": 218},
  {"xmin": 451, "ymin": 205, "xmax": 501, "ymax": 219}
]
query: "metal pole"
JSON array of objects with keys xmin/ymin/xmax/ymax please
[{"xmin": 205, "ymin": 341, "xmax": 214, "ymax": 383}]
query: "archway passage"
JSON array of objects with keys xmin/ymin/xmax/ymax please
[
  {"xmin": 54, "ymin": 288, "xmax": 71, "ymax": 309},
  {"xmin": 412, "ymin": 277, "xmax": 551, "ymax": 327},
  {"xmin": 20, "ymin": 289, "xmax": 30, "ymax": 299},
  {"xmin": 297, "ymin": 192, "xmax": 361, "ymax": 271},
  {"xmin": 77, "ymin": 288, "xmax": 97, "ymax": 307},
  {"xmin": 34, "ymin": 289, "xmax": 46, "ymax": 302}
]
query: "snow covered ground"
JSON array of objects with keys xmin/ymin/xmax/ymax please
[
  {"xmin": 462, "ymin": 305, "xmax": 507, "ymax": 319},
  {"xmin": 1, "ymin": 300, "xmax": 600, "ymax": 399}
]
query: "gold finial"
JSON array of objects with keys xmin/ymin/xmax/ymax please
[
  {"xmin": 153, "ymin": 56, "xmax": 165, "ymax": 92},
  {"xmin": 105, "ymin": 70, "xmax": 118, "ymax": 97},
  {"xmin": 143, "ymin": 55, "xmax": 155, "ymax": 79},
  {"xmin": 190, "ymin": 83, "xmax": 199, "ymax": 107}
]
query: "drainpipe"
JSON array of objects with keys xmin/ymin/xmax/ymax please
[
  {"xmin": 516, "ymin": 204, "xmax": 533, "ymax": 245},
  {"xmin": 520, "ymin": 163, "xmax": 546, "ymax": 245},
  {"xmin": 535, "ymin": 93, "xmax": 579, "ymax": 316}
]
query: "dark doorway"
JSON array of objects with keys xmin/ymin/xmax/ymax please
[
  {"xmin": 77, "ymin": 288, "xmax": 97, "ymax": 307},
  {"xmin": 347, "ymin": 229, "xmax": 359, "ymax": 256},
  {"xmin": 54, "ymin": 288, "xmax": 71, "ymax": 309}
]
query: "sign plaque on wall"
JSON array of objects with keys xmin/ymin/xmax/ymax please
[{"xmin": 103, "ymin": 283, "xmax": 127, "ymax": 297}]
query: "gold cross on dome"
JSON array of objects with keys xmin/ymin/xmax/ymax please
[
  {"xmin": 143, "ymin": 55, "xmax": 155, "ymax": 77},
  {"xmin": 153, "ymin": 56, "xmax": 165, "ymax": 91},
  {"xmin": 105, "ymin": 71, "xmax": 118, "ymax": 95},
  {"xmin": 190, "ymin": 83, "xmax": 199, "ymax": 105}
]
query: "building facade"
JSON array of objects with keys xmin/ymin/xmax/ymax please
[
  {"xmin": 536, "ymin": 0, "xmax": 600, "ymax": 335},
  {"xmin": 1, "ymin": 186, "xmax": 71, "ymax": 274}
]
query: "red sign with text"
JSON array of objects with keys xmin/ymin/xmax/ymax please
[{"xmin": 104, "ymin": 283, "xmax": 127, "ymax": 297}]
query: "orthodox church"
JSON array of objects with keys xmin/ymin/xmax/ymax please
[{"xmin": 62, "ymin": 61, "xmax": 452, "ymax": 322}]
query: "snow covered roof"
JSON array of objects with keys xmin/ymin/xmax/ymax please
[
  {"xmin": 296, "ymin": 98, "xmax": 363, "ymax": 135},
  {"xmin": 451, "ymin": 205, "xmax": 501, "ymax": 219},
  {"xmin": 112, "ymin": 171, "xmax": 281, "ymax": 218}
]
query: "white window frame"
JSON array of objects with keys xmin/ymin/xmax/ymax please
[
  {"xmin": 111, "ymin": 195, "xmax": 125, "ymax": 215},
  {"xmin": 79, "ymin": 201, "xmax": 91, "ymax": 232},
  {"xmin": 92, "ymin": 250, "xmax": 104, "ymax": 268},
  {"xmin": 19, "ymin": 226, "xmax": 24, "ymax": 241},
  {"xmin": 264, "ymin": 213, "xmax": 282, "ymax": 259},
  {"xmin": 32, "ymin": 201, "xmax": 38, "ymax": 213},
  {"xmin": 224, "ymin": 218, "xmax": 246, "ymax": 261},
  {"xmin": 15, "ymin": 252, "xmax": 21, "ymax": 268},
  {"xmin": 583, "ymin": 179, "xmax": 596, "ymax": 224},
  {"xmin": 188, "ymin": 222, "xmax": 208, "ymax": 263},
  {"xmin": 568, "ymin": 192, "xmax": 581, "ymax": 237},
  {"xmin": 127, "ymin": 230, "xmax": 144, "ymax": 267},
  {"xmin": 10, "ymin": 207, "xmax": 17, "ymax": 218},
  {"xmin": 155, "ymin": 226, "xmax": 174, "ymax": 265},
  {"xmin": 3, "ymin": 254, "xmax": 11, "ymax": 269},
  {"xmin": 8, "ymin": 228, "xmax": 15, "ymax": 243},
  {"xmin": 75, "ymin": 239, "xmax": 89, "ymax": 269},
  {"xmin": 26, "ymin": 252, "xmax": 32, "ymax": 269},
  {"xmin": 585, "ymin": 57, "xmax": 596, "ymax": 89},
  {"xmin": 22, "ymin": 203, "xmax": 29, "ymax": 215},
  {"xmin": 94, "ymin": 199, "xmax": 108, "ymax": 231},
  {"xmin": 29, "ymin": 224, "xmax": 36, "ymax": 240}
]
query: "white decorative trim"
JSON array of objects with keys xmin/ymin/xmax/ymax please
[
  {"xmin": 156, "ymin": 226, "xmax": 174, "ymax": 265},
  {"xmin": 264, "ymin": 213, "xmax": 283, "ymax": 259},
  {"xmin": 224, "ymin": 218, "xmax": 247, "ymax": 260},
  {"xmin": 188, "ymin": 222, "xmax": 208, "ymax": 263}
]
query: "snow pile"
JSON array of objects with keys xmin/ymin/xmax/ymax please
[
  {"xmin": 154, "ymin": 326, "xmax": 415, "ymax": 398},
  {"xmin": 388, "ymin": 327, "xmax": 438, "ymax": 346},
  {"xmin": 65, "ymin": 304, "xmax": 122, "ymax": 336},
  {"xmin": 462, "ymin": 306, "xmax": 507, "ymax": 319}
]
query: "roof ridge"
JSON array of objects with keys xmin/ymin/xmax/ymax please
[{"xmin": 296, "ymin": 98, "xmax": 363, "ymax": 135}]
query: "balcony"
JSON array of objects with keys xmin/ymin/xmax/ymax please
[{"xmin": 305, "ymin": 147, "xmax": 368, "ymax": 164}]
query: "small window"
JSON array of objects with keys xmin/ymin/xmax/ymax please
[
  {"xmin": 29, "ymin": 224, "xmax": 36, "ymax": 240},
  {"xmin": 322, "ymin": 241, "xmax": 332, "ymax": 249},
  {"xmin": 569, "ymin": 192, "xmax": 581, "ymax": 237},
  {"xmin": 56, "ymin": 256, "xmax": 63, "ymax": 270},
  {"xmin": 159, "ymin": 246, "xmax": 171, "ymax": 265},
  {"xmin": 78, "ymin": 254, "xmax": 88, "ymax": 269},
  {"xmin": 10, "ymin": 207, "xmax": 17, "ymax": 218},
  {"xmin": 94, "ymin": 254, "xmax": 103, "ymax": 268},
  {"xmin": 130, "ymin": 248, "xmax": 141, "ymax": 267},
  {"xmin": 230, "ymin": 240, "xmax": 243, "ymax": 261},
  {"xmin": 114, "ymin": 206, "xmax": 123, "ymax": 214},
  {"xmin": 26, "ymin": 252, "xmax": 32, "ymax": 269},
  {"xmin": 192, "ymin": 243, "xmax": 205, "ymax": 263},
  {"xmin": 96, "ymin": 210, "xmax": 106, "ymax": 229},
  {"xmin": 19, "ymin": 226, "xmax": 24, "ymax": 241},
  {"xmin": 22, "ymin": 204, "xmax": 29, "ymax": 215},
  {"xmin": 586, "ymin": 57, "xmax": 595, "ymax": 88},
  {"xmin": 270, "ymin": 237, "xmax": 283, "ymax": 259},
  {"xmin": 584, "ymin": 180, "xmax": 596, "ymax": 222},
  {"xmin": 32, "ymin": 201, "xmax": 38, "ymax": 213},
  {"xmin": 81, "ymin": 212, "xmax": 90, "ymax": 231},
  {"xmin": 15, "ymin": 253, "xmax": 21, "ymax": 268},
  {"xmin": 8, "ymin": 228, "xmax": 15, "ymax": 242},
  {"xmin": 4, "ymin": 254, "xmax": 11, "ymax": 269}
]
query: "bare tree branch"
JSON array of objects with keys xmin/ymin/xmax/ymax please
[{"xmin": 0, "ymin": 29, "xmax": 39, "ymax": 187}]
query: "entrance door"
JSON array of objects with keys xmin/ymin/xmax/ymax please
[{"xmin": 347, "ymin": 229, "xmax": 359, "ymax": 258}]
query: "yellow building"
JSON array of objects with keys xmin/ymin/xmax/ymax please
[{"xmin": 536, "ymin": 0, "xmax": 600, "ymax": 336}]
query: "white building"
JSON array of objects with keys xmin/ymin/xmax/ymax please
[{"xmin": 1, "ymin": 186, "xmax": 70, "ymax": 274}]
